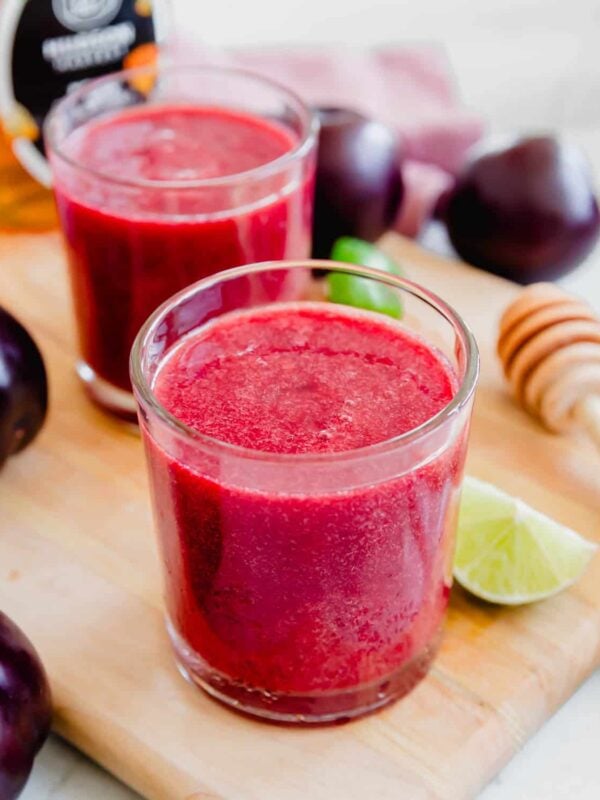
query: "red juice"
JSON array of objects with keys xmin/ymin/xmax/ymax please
[
  {"xmin": 142, "ymin": 302, "xmax": 470, "ymax": 721},
  {"xmin": 50, "ymin": 104, "xmax": 314, "ymax": 396}
]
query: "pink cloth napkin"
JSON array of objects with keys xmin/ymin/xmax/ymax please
[{"xmin": 169, "ymin": 42, "xmax": 485, "ymax": 237}]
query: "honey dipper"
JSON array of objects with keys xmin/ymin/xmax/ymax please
[{"xmin": 498, "ymin": 283, "xmax": 600, "ymax": 449}]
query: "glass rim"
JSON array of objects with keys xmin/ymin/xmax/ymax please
[
  {"xmin": 44, "ymin": 63, "xmax": 319, "ymax": 191},
  {"xmin": 130, "ymin": 260, "xmax": 480, "ymax": 465}
]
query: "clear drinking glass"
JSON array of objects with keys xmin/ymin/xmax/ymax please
[
  {"xmin": 45, "ymin": 64, "xmax": 317, "ymax": 419},
  {"xmin": 131, "ymin": 261, "xmax": 479, "ymax": 723}
]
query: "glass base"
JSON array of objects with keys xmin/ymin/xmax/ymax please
[
  {"xmin": 77, "ymin": 361, "xmax": 138, "ymax": 423},
  {"xmin": 168, "ymin": 618, "xmax": 440, "ymax": 724}
]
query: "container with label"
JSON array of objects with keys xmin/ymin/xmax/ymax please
[{"xmin": 0, "ymin": 0, "xmax": 167, "ymax": 231}]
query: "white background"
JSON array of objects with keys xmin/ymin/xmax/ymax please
[{"xmin": 22, "ymin": 0, "xmax": 600, "ymax": 797}]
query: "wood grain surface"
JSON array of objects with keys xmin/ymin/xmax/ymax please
[{"xmin": 0, "ymin": 231, "xmax": 598, "ymax": 800}]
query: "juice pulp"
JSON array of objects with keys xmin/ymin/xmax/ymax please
[
  {"xmin": 144, "ymin": 303, "xmax": 467, "ymax": 719},
  {"xmin": 51, "ymin": 105, "xmax": 313, "ymax": 392}
]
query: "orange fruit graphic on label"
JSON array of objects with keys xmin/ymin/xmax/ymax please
[
  {"xmin": 1, "ymin": 103, "xmax": 39, "ymax": 141},
  {"xmin": 123, "ymin": 42, "xmax": 159, "ymax": 95},
  {"xmin": 135, "ymin": 0, "xmax": 153, "ymax": 17}
]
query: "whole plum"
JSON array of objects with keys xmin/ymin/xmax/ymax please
[
  {"xmin": 0, "ymin": 307, "xmax": 48, "ymax": 469},
  {"xmin": 312, "ymin": 107, "xmax": 403, "ymax": 258},
  {"xmin": 444, "ymin": 135, "xmax": 600, "ymax": 283},
  {"xmin": 0, "ymin": 612, "xmax": 52, "ymax": 798}
]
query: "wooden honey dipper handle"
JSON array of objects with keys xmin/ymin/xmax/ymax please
[{"xmin": 497, "ymin": 283, "xmax": 600, "ymax": 450}]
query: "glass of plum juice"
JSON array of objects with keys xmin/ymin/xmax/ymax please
[
  {"xmin": 45, "ymin": 65, "xmax": 317, "ymax": 419},
  {"xmin": 131, "ymin": 261, "xmax": 479, "ymax": 723}
]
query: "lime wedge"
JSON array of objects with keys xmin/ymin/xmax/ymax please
[
  {"xmin": 327, "ymin": 237, "xmax": 404, "ymax": 319},
  {"xmin": 454, "ymin": 476, "xmax": 597, "ymax": 605}
]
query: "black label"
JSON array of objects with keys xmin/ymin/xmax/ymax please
[{"xmin": 1, "ymin": 0, "xmax": 162, "ymax": 183}]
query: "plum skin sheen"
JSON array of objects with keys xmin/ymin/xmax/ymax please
[
  {"xmin": 444, "ymin": 136, "xmax": 600, "ymax": 283},
  {"xmin": 0, "ymin": 612, "xmax": 52, "ymax": 799},
  {"xmin": 312, "ymin": 107, "xmax": 404, "ymax": 258},
  {"xmin": 0, "ymin": 307, "xmax": 48, "ymax": 469}
]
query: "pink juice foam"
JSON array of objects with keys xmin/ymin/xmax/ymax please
[
  {"xmin": 51, "ymin": 105, "xmax": 313, "ymax": 392},
  {"xmin": 145, "ymin": 303, "xmax": 466, "ymax": 718}
]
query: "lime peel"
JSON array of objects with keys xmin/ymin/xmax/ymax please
[
  {"xmin": 327, "ymin": 237, "xmax": 405, "ymax": 319},
  {"xmin": 454, "ymin": 476, "xmax": 597, "ymax": 605}
]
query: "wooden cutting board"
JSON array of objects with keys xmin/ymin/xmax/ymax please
[{"xmin": 0, "ymin": 231, "xmax": 599, "ymax": 800}]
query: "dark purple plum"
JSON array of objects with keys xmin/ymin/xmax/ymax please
[
  {"xmin": 312, "ymin": 107, "xmax": 404, "ymax": 258},
  {"xmin": 0, "ymin": 307, "xmax": 48, "ymax": 469},
  {"xmin": 0, "ymin": 612, "xmax": 52, "ymax": 799},
  {"xmin": 444, "ymin": 135, "xmax": 600, "ymax": 283}
]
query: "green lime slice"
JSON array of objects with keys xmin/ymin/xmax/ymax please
[
  {"xmin": 327, "ymin": 237, "xmax": 404, "ymax": 319},
  {"xmin": 454, "ymin": 476, "xmax": 597, "ymax": 605}
]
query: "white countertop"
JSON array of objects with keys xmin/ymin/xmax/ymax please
[{"xmin": 21, "ymin": 0, "xmax": 600, "ymax": 797}]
